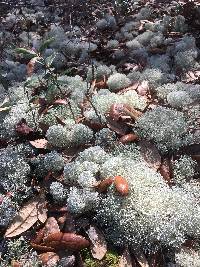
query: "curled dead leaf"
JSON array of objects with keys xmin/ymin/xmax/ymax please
[
  {"xmin": 138, "ymin": 141, "xmax": 161, "ymax": 171},
  {"xmin": 31, "ymin": 242, "xmax": 55, "ymax": 252},
  {"xmin": 133, "ymin": 249, "xmax": 149, "ymax": 267},
  {"xmin": 53, "ymin": 99, "xmax": 68, "ymax": 105},
  {"xmin": 27, "ymin": 57, "xmax": 39, "ymax": 76},
  {"xmin": 119, "ymin": 133, "xmax": 138, "ymax": 144},
  {"xmin": 44, "ymin": 232, "xmax": 90, "ymax": 251},
  {"xmin": 118, "ymin": 248, "xmax": 132, "ymax": 267},
  {"xmin": 106, "ymin": 115, "xmax": 130, "ymax": 136},
  {"xmin": 43, "ymin": 217, "xmax": 60, "ymax": 241},
  {"xmin": 39, "ymin": 252, "xmax": 60, "ymax": 267},
  {"xmin": 159, "ymin": 158, "xmax": 172, "ymax": 186},
  {"xmin": 15, "ymin": 119, "xmax": 34, "ymax": 135},
  {"xmin": 30, "ymin": 138, "xmax": 48, "ymax": 149},
  {"xmin": 137, "ymin": 81, "xmax": 149, "ymax": 96},
  {"xmin": 11, "ymin": 260, "xmax": 22, "ymax": 267},
  {"xmin": 86, "ymin": 225, "xmax": 107, "ymax": 260}
]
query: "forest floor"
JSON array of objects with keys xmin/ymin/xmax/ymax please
[{"xmin": 0, "ymin": 1, "xmax": 200, "ymax": 267}]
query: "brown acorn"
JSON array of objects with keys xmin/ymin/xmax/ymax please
[
  {"xmin": 114, "ymin": 176, "xmax": 129, "ymax": 196},
  {"xmin": 96, "ymin": 177, "xmax": 115, "ymax": 193}
]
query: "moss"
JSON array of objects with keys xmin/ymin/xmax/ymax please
[{"xmin": 82, "ymin": 249, "xmax": 119, "ymax": 267}]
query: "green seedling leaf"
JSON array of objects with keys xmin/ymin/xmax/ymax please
[
  {"xmin": 45, "ymin": 53, "xmax": 57, "ymax": 68},
  {"xmin": 15, "ymin": 48, "xmax": 37, "ymax": 59},
  {"xmin": 39, "ymin": 37, "xmax": 55, "ymax": 53}
]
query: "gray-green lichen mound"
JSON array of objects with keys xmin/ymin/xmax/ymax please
[
  {"xmin": 62, "ymin": 144, "xmax": 200, "ymax": 252},
  {"xmin": 134, "ymin": 106, "xmax": 193, "ymax": 153},
  {"xmin": 95, "ymin": 146, "xmax": 200, "ymax": 251},
  {"xmin": 46, "ymin": 121, "xmax": 93, "ymax": 148}
]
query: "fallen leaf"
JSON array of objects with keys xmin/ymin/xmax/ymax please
[
  {"xmin": 138, "ymin": 141, "xmax": 161, "ymax": 170},
  {"xmin": 44, "ymin": 232, "xmax": 90, "ymax": 251},
  {"xmin": 159, "ymin": 158, "xmax": 172, "ymax": 186},
  {"xmin": 15, "ymin": 119, "xmax": 34, "ymax": 135},
  {"xmin": 133, "ymin": 249, "xmax": 149, "ymax": 267},
  {"xmin": 179, "ymin": 144, "xmax": 200, "ymax": 155},
  {"xmin": 30, "ymin": 138, "xmax": 48, "ymax": 149},
  {"xmin": 148, "ymin": 251, "xmax": 165, "ymax": 267},
  {"xmin": 106, "ymin": 115, "xmax": 130, "ymax": 136},
  {"xmin": 119, "ymin": 133, "xmax": 138, "ymax": 144},
  {"xmin": 109, "ymin": 103, "xmax": 142, "ymax": 121},
  {"xmin": 137, "ymin": 81, "xmax": 149, "ymax": 96},
  {"xmin": 109, "ymin": 103, "xmax": 127, "ymax": 121},
  {"xmin": 191, "ymin": 155, "xmax": 200, "ymax": 163},
  {"xmin": 118, "ymin": 82, "xmax": 139, "ymax": 94},
  {"xmin": 148, "ymin": 47, "xmax": 166, "ymax": 54},
  {"xmin": 43, "ymin": 217, "xmax": 60, "ymax": 241},
  {"xmin": 96, "ymin": 177, "xmax": 115, "ymax": 193},
  {"xmin": 86, "ymin": 225, "xmax": 107, "ymax": 260},
  {"xmin": 11, "ymin": 260, "xmax": 22, "ymax": 267},
  {"xmin": 5, "ymin": 194, "xmax": 47, "ymax": 238},
  {"xmin": 118, "ymin": 248, "xmax": 132, "ymax": 267},
  {"xmin": 53, "ymin": 99, "xmax": 68, "ymax": 105},
  {"xmin": 27, "ymin": 57, "xmax": 39, "ymax": 76},
  {"xmin": 39, "ymin": 252, "xmax": 60, "ymax": 267}
]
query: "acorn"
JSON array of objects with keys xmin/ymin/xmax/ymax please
[
  {"xmin": 114, "ymin": 176, "xmax": 129, "ymax": 196},
  {"xmin": 96, "ymin": 177, "xmax": 115, "ymax": 193}
]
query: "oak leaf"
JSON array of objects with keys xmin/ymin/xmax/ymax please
[
  {"xmin": 5, "ymin": 195, "xmax": 47, "ymax": 238},
  {"xmin": 86, "ymin": 225, "xmax": 107, "ymax": 260},
  {"xmin": 118, "ymin": 248, "xmax": 132, "ymax": 267},
  {"xmin": 139, "ymin": 141, "xmax": 161, "ymax": 171},
  {"xmin": 30, "ymin": 138, "xmax": 48, "ymax": 149}
]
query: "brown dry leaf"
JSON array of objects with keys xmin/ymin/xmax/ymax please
[
  {"xmin": 15, "ymin": 119, "xmax": 34, "ymax": 135},
  {"xmin": 27, "ymin": 57, "xmax": 39, "ymax": 76},
  {"xmin": 38, "ymin": 199, "xmax": 48, "ymax": 224},
  {"xmin": 109, "ymin": 103, "xmax": 142, "ymax": 122},
  {"xmin": 53, "ymin": 99, "xmax": 68, "ymax": 105},
  {"xmin": 11, "ymin": 260, "xmax": 22, "ymax": 267},
  {"xmin": 191, "ymin": 155, "xmax": 200, "ymax": 163},
  {"xmin": 39, "ymin": 252, "xmax": 60, "ymax": 267},
  {"xmin": 148, "ymin": 47, "xmax": 166, "ymax": 54},
  {"xmin": 148, "ymin": 251, "xmax": 165, "ymax": 267},
  {"xmin": 118, "ymin": 82, "xmax": 139, "ymax": 94},
  {"xmin": 43, "ymin": 217, "xmax": 60, "ymax": 241},
  {"xmin": 119, "ymin": 133, "xmax": 138, "ymax": 144},
  {"xmin": 159, "ymin": 158, "xmax": 172, "ymax": 186},
  {"xmin": 30, "ymin": 139, "xmax": 48, "ymax": 149},
  {"xmin": 86, "ymin": 225, "xmax": 107, "ymax": 260},
  {"xmin": 133, "ymin": 249, "xmax": 149, "ymax": 267},
  {"xmin": 5, "ymin": 194, "xmax": 47, "ymax": 238},
  {"xmin": 106, "ymin": 115, "xmax": 130, "ymax": 136},
  {"xmin": 137, "ymin": 81, "xmax": 149, "ymax": 96},
  {"xmin": 118, "ymin": 248, "xmax": 132, "ymax": 267},
  {"xmin": 138, "ymin": 141, "xmax": 161, "ymax": 171}
]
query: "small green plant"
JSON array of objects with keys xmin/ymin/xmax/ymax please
[{"xmin": 82, "ymin": 248, "xmax": 119, "ymax": 267}]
